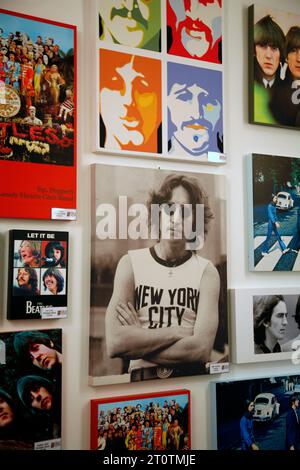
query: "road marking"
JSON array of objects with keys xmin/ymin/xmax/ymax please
[
  {"xmin": 255, "ymin": 236, "xmax": 293, "ymax": 271},
  {"xmin": 292, "ymin": 251, "xmax": 300, "ymax": 271},
  {"xmin": 254, "ymin": 236, "xmax": 266, "ymax": 249}
]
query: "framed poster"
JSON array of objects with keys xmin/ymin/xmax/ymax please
[
  {"xmin": 7, "ymin": 229, "xmax": 68, "ymax": 320},
  {"xmin": 0, "ymin": 8, "xmax": 77, "ymax": 219},
  {"xmin": 247, "ymin": 153, "xmax": 300, "ymax": 272},
  {"xmin": 89, "ymin": 163, "xmax": 228, "ymax": 386},
  {"xmin": 249, "ymin": 4, "xmax": 300, "ymax": 129},
  {"xmin": 0, "ymin": 329, "xmax": 62, "ymax": 450},
  {"xmin": 90, "ymin": 389, "xmax": 190, "ymax": 450},
  {"xmin": 93, "ymin": 1, "xmax": 225, "ymax": 164},
  {"xmin": 231, "ymin": 288, "xmax": 300, "ymax": 364},
  {"xmin": 211, "ymin": 374, "xmax": 300, "ymax": 450}
]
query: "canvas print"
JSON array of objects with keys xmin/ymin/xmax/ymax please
[
  {"xmin": 7, "ymin": 229, "xmax": 68, "ymax": 320},
  {"xmin": 0, "ymin": 8, "xmax": 76, "ymax": 219},
  {"xmin": 0, "ymin": 328, "xmax": 62, "ymax": 450},
  {"xmin": 167, "ymin": 61, "xmax": 223, "ymax": 161},
  {"xmin": 231, "ymin": 288, "xmax": 300, "ymax": 364},
  {"xmin": 249, "ymin": 5, "xmax": 300, "ymax": 129},
  {"xmin": 167, "ymin": 0, "xmax": 222, "ymax": 64},
  {"xmin": 99, "ymin": 48, "xmax": 162, "ymax": 154},
  {"xmin": 90, "ymin": 390, "xmax": 190, "ymax": 450},
  {"xmin": 89, "ymin": 164, "xmax": 228, "ymax": 386},
  {"xmin": 98, "ymin": 0, "xmax": 161, "ymax": 52},
  {"xmin": 212, "ymin": 374, "xmax": 300, "ymax": 450},
  {"xmin": 247, "ymin": 153, "xmax": 300, "ymax": 271}
]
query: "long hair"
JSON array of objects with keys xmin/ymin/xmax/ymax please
[
  {"xmin": 253, "ymin": 295, "xmax": 284, "ymax": 344},
  {"xmin": 254, "ymin": 15, "xmax": 286, "ymax": 62},
  {"xmin": 147, "ymin": 174, "xmax": 214, "ymax": 244},
  {"xmin": 18, "ymin": 240, "xmax": 41, "ymax": 265},
  {"xmin": 286, "ymin": 26, "xmax": 300, "ymax": 55},
  {"xmin": 16, "ymin": 268, "xmax": 39, "ymax": 294},
  {"xmin": 294, "ymin": 295, "xmax": 300, "ymax": 330},
  {"xmin": 17, "ymin": 375, "xmax": 53, "ymax": 411},
  {"xmin": 42, "ymin": 268, "xmax": 64, "ymax": 293},
  {"xmin": 44, "ymin": 241, "xmax": 65, "ymax": 267},
  {"xmin": 13, "ymin": 330, "xmax": 61, "ymax": 359}
]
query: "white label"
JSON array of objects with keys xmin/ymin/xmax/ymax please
[
  {"xmin": 34, "ymin": 438, "xmax": 61, "ymax": 450},
  {"xmin": 52, "ymin": 208, "xmax": 76, "ymax": 220},
  {"xmin": 208, "ymin": 151, "xmax": 226, "ymax": 163},
  {"xmin": 0, "ymin": 340, "xmax": 6, "ymax": 364},
  {"xmin": 41, "ymin": 306, "xmax": 67, "ymax": 319},
  {"xmin": 209, "ymin": 362, "xmax": 229, "ymax": 374}
]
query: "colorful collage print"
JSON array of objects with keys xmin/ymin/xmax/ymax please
[
  {"xmin": 0, "ymin": 9, "xmax": 76, "ymax": 220},
  {"xmin": 0, "ymin": 10, "xmax": 75, "ymax": 166},
  {"xmin": 91, "ymin": 390, "xmax": 190, "ymax": 451},
  {"xmin": 13, "ymin": 237, "xmax": 67, "ymax": 297},
  {"xmin": 97, "ymin": 0, "xmax": 224, "ymax": 163}
]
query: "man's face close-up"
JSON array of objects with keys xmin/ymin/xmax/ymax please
[
  {"xmin": 168, "ymin": 81, "xmax": 221, "ymax": 155},
  {"xmin": 100, "ymin": 0, "xmax": 160, "ymax": 48},
  {"xmin": 19, "ymin": 241, "xmax": 35, "ymax": 264},
  {"xmin": 29, "ymin": 341, "xmax": 58, "ymax": 370},
  {"xmin": 53, "ymin": 248, "xmax": 62, "ymax": 262},
  {"xmin": 30, "ymin": 386, "xmax": 52, "ymax": 411},
  {"xmin": 255, "ymin": 44, "xmax": 280, "ymax": 80},
  {"xmin": 44, "ymin": 275, "xmax": 58, "ymax": 293},
  {"xmin": 0, "ymin": 397, "xmax": 14, "ymax": 428},
  {"xmin": 160, "ymin": 185, "xmax": 193, "ymax": 242},
  {"xmin": 267, "ymin": 301, "xmax": 288, "ymax": 341},
  {"xmin": 17, "ymin": 268, "xmax": 31, "ymax": 287},
  {"xmin": 287, "ymin": 47, "xmax": 300, "ymax": 80},
  {"xmin": 169, "ymin": 0, "xmax": 221, "ymax": 58},
  {"xmin": 100, "ymin": 51, "xmax": 160, "ymax": 150}
]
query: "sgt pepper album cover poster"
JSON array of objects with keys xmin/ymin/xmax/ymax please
[
  {"xmin": 89, "ymin": 163, "xmax": 228, "ymax": 386},
  {"xmin": 7, "ymin": 229, "xmax": 68, "ymax": 320},
  {"xmin": 0, "ymin": 9, "xmax": 77, "ymax": 219},
  {"xmin": 0, "ymin": 328, "xmax": 62, "ymax": 450},
  {"xmin": 90, "ymin": 389, "xmax": 190, "ymax": 450}
]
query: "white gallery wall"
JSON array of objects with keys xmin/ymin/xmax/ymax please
[{"xmin": 0, "ymin": 0, "xmax": 299, "ymax": 450}]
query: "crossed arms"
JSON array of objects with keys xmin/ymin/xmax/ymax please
[{"xmin": 105, "ymin": 254, "xmax": 220, "ymax": 365}]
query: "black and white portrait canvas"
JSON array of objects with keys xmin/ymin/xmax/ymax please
[
  {"xmin": 89, "ymin": 164, "xmax": 228, "ymax": 385},
  {"xmin": 231, "ymin": 288, "xmax": 300, "ymax": 364}
]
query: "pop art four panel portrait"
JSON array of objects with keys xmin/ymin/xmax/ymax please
[{"xmin": 96, "ymin": 0, "xmax": 224, "ymax": 163}]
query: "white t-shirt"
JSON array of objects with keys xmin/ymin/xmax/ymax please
[{"xmin": 128, "ymin": 247, "xmax": 210, "ymax": 371}]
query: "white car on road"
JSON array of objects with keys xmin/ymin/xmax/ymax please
[
  {"xmin": 253, "ymin": 393, "xmax": 278, "ymax": 421},
  {"xmin": 276, "ymin": 192, "xmax": 294, "ymax": 210}
]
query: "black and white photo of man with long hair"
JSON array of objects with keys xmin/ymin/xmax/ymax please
[{"xmin": 92, "ymin": 167, "xmax": 228, "ymax": 383}]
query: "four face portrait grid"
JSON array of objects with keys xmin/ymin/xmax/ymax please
[
  {"xmin": 13, "ymin": 239, "xmax": 67, "ymax": 296},
  {"xmin": 97, "ymin": 0, "xmax": 224, "ymax": 162}
]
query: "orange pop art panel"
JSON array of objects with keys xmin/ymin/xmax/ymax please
[{"xmin": 99, "ymin": 49, "xmax": 162, "ymax": 154}]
